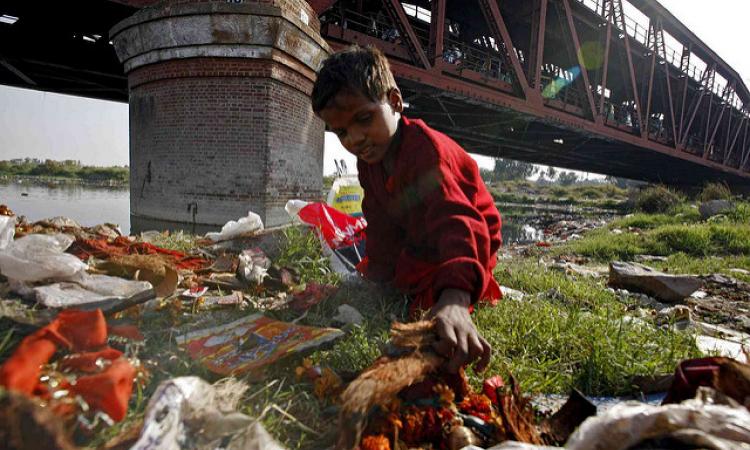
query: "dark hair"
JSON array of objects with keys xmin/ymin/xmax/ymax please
[{"xmin": 311, "ymin": 45, "xmax": 397, "ymax": 113}]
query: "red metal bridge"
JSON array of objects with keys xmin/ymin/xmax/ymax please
[{"xmin": 2, "ymin": 0, "xmax": 749, "ymax": 187}]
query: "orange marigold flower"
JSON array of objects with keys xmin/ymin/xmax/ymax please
[
  {"xmin": 433, "ymin": 383, "xmax": 455, "ymax": 407},
  {"xmin": 361, "ymin": 434, "xmax": 391, "ymax": 450}
]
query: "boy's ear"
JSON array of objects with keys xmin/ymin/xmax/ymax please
[{"xmin": 388, "ymin": 88, "xmax": 404, "ymax": 113}]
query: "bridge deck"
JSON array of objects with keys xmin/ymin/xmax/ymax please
[{"xmin": 0, "ymin": 0, "xmax": 748, "ymax": 186}]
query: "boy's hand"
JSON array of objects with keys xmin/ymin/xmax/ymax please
[{"xmin": 428, "ymin": 288, "xmax": 491, "ymax": 374}]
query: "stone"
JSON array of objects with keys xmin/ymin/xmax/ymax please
[
  {"xmin": 550, "ymin": 261, "xmax": 602, "ymax": 278},
  {"xmin": 635, "ymin": 255, "xmax": 668, "ymax": 263},
  {"xmin": 608, "ymin": 261, "xmax": 702, "ymax": 303},
  {"xmin": 699, "ymin": 200, "xmax": 733, "ymax": 219},
  {"xmin": 332, "ymin": 304, "xmax": 364, "ymax": 326}
]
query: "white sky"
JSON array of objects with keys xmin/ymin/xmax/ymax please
[{"xmin": 1, "ymin": 0, "xmax": 747, "ymax": 175}]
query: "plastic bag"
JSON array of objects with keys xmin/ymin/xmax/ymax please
[
  {"xmin": 206, "ymin": 211, "xmax": 264, "ymax": 242},
  {"xmin": 285, "ymin": 200, "xmax": 366, "ymax": 274},
  {"xmin": 131, "ymin": 376, "xmax": 285, "ymax": 450},
  {"xmin": 566, "ymin": 387, "xmax": 750, "ymax": 450},
  {"xmin": 0, "ymin": 215, "xmax": 14, "ymax": 250},
  {"xmin": 327, "ymin": 174, "xmax": 364, "ymax": 217},
  {"xmin": 30, "ymin": 273, "xmax": 153, "ymax": 308},
  {"xmin": 0, "ymin": 233, "xmax": 87, "ymax": 282}
]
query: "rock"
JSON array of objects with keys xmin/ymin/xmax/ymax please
[
  {"xmin": 699, "ymin": 200, "xmax": 733, "ymax": 219},
  {"xmin": 332, "ymin": 304, "xmax": 364, "ymax": 326},
  {"xmin": 608, "ymin": 261, "xmax": 702, "ymax": 303},
  {"xmin": 611, "ymin": 228, "xmax": 624, "ymax": 235},
  {"xmin": 656, "ymin": 305, "xmax": 692, "ymax": 325},
  {"xmin": 635, "ymin": 255, "xmax": 668, "ymax": 263},
  {"xmin": 550, "ymin": 261, "xmax": 601, "ymax": 278}
]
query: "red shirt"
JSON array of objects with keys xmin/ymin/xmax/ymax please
[{"xmin": 357, "ymin": 116, "xmax": 502, "ymax": 310}]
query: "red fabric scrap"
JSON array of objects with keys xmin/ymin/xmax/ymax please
[
  {"xmin": 108, "ymin": 324, "xmax": 145, "ymax": 341},
  {"xmin": 0, "ymin": 309, "xmax": 135, "ymax": 422},
  {"xmin": 69, "ymin": 236, "xmax": 209, "ymax": 270}
]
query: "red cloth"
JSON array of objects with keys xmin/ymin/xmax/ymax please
[
  {"xmin": 0, "ymin": 309, "xmax": 135, "ymax": 422},
  {"xmin": 356, "ymin": 116, "xmax": 502, "ymax": 310},
  {"xmin": 69, "ymin": 236, "xmax": 209, "ymax": 270}
]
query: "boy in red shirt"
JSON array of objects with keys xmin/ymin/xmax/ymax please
[{"xmin": 312, "ymin": 46, "xmax": 502, "ymax": 374}]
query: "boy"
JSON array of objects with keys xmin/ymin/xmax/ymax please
[{"xmin": 312, "ymin": 46, "xmax": 502, "ymax": 374}]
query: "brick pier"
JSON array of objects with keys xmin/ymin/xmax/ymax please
[{"xmin": 110, "ymin": 0, "xmax": 329, "ymax": 231}]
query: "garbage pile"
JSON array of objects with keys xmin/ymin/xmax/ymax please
[
  {"xmin": 0, "ymin": 203, "xmax": 353, "ymax": 448},
  {"xmin": 335, "ymin": 320, "xmax": 750, "ymax": 450}
]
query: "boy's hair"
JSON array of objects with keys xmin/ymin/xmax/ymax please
[{"xmin": 311, "ymin": 45, "xmax": 398, "ymax": 113}]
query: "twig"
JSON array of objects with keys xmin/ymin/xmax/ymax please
[{"xmin": 271, "ymin": 403, "xmax": 322, "ymax": 437}]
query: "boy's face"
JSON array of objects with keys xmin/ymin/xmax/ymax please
[{"xmin": 319, "ymin": 88, "xmax": 403, "ymax": 165}]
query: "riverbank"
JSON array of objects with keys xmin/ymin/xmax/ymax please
[{"xmin": 0, "ymin": 183, "xmax": 748, "ymax": 448}]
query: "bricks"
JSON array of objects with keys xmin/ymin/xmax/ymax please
[{"xmin": 111, "ymin": 0, "xmax": 329, "ymax": 230}]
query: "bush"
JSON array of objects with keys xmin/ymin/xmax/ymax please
[
  {"xmin": 698, "ymin": 182, "xmax": 732, "ymax": 202},
  {"xmin": 634, "ymin": 185, "xmax": 683, "ymax": 213}
]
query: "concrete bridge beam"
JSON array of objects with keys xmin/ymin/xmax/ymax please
[{"xmin": 110, "ymin": 0, "xmax": 329, "ymax": 232}]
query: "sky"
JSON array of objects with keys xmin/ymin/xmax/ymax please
[{"xmin": 1, "ymin": 0, "xmax": 748, "ymax": 175}]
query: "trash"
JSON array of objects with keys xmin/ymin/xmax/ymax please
[
  {"xmin": 608, "ymin": 261, "xmax": 702, "ymax": 303},
  {"xmin": 731, "ymin": 268, "xmax": 750, "ymax": 276},
  {"xmin": 337, "ymin": 321, "xmax": 543, "ymax": 450},
  {"xmin": 198, "ymin": 291, "xmax": 244, "ymax": 309},
  {"xmin": 0, "ymin": 213, "xmax": 15, "ymax": 250},
  {"xmin": 696, "ymin": 336, "xmax": 748, "ymax": 363},
  {"xmin": 70, "ymin": 236, "xmax": 209, "ymax": 271},
  {"xmin": 26, "ymin": 272, "xmax": 153, "ymax": 309},
  {"xmin": 635, "ymin": 255, "xmax": 669, "ymax": 263},
  {"xmin": 131, "ymin": 376, "xmax": 285, "ymax": 450},
  {"xmin": 238, "ymin": 247, "xmax": 271, "ymax": 285},
  {"xmin": 286, "ymin": 200, "xmax": 366, "ymax": 274},
  {"xmin": 0, "ymin": 233, "xmax": 88, "ymax": 282},
  {"xmin": 662, "ymin": 357, "xmax": 750, "ymax": 407},
  {"xmin": 565, "ymin": 387, "xmax": 750, "ymax": 450},
  {"xmin": 500, "ymin": 286, "xmax": 526, "ymax": 301},
  {"xmin": 289, "ymin": 283, "xmax": 338, "ymax": 312},
  {"xmin": 550, "ymin": 261, "xmax": 602, "ymax": 278},
  {"xmin": 205, "ymin": 211, "xmax": 264, "ymax": 242},
  {"xmin": 176, "ymin": 313, "xmax": 344, "ymax": 378},
  {"xmin": 96, "ymin": 254, "xmax": 178, "ymax": 297},
  {"xmin": 327, "ymin": 172, "xmax": 364, "ymax": 217},
  {"xmin": 181, "ymin": 286, "xmax": 209, "ymax": 298},
  {"xmin": 0, "ymin": 390, "xmax": 77, "ymax": 450},
  {"xmin": 539, "ymin": 390, "xmax": 596, "ymax": 445},
  {"xmin": 0, "ymin": 309, "xmax": 136, "ymax": 422},
  {"xmin": 332, "ymin": 304, "xmax": 364, "ymax": 326}
]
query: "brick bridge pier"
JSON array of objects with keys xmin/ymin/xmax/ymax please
[{"xmin": 110, "ymin": 0, "xmax": 329, "ymax": 232}]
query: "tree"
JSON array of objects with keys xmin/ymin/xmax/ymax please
[
  {"xmin": 557, "ymin": 171, "xmax": 579, "ymax": 186},
  {"xmin": 491, "ymin": 158, "xmax": 538, "ymax": 181}
]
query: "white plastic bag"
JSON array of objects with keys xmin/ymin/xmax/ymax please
[
  {"xmin": 0, "ymin": 233, "xmax": 87, "ymax": 282},
  {"xmin": 206, "ymin": 212, "xmax": 264, "ymax": 242},
  {"xmin": 0, "ymin": 215, "xmax": 15, "ymax": 250},
  {"xmin": 131, "ymin": 376, "xmax": 285, "ymax": 450},
  {"xmin": 31, "ymin": 273, "xmax": 153, "ymax": 308}
]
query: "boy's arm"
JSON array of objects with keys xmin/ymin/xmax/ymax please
[{"xmin": 413, "ymin": 148, "xmax": 497, "ymax": 373}]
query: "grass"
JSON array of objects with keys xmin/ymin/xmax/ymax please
[{"xmin": 489, "ymin": 180, "xmax": 629, "ymax": 210}]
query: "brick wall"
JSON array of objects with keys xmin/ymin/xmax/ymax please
[{"xmin": 129, "ymin": 56, "xmax": 324, "ymax": 228}]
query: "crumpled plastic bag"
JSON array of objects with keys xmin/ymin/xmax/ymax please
[
  {"xmin": 130, "ymin": 376, "xmax": 285, "ymax": 450},
  {"xmin": 238, "ymin": 248, "xmax": 271, "ymax": 285},
  {"xmin": 24, "ymin": 272, "xmax": 153, "ymax": 308},
  {"xmin": 0, "ymin": 215, "xmax": 15, "ymax": 250},
  {"xmin": 565, "ymin": 387, "xmax": 750, "ymax": 450},
  {"xmin": 206, "ymin": 212, "xmax": 264, "ymax": 242},
  {"xmin": 0, "ymin": 233, "xmax": 87, "ymax": 282}
]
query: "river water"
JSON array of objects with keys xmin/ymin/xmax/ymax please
[{"xmin": 2, "ymin": 181, "xmax": 547, "ymax": 244}]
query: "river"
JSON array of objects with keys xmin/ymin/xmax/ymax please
[{"xmin": 2, "ymin": 181, "xmax": 552, "ymax": 244}]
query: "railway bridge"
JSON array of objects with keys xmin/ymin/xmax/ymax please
[{"xmin": 1, "ymin": 0, "xmax": 748, "ymax": 229}]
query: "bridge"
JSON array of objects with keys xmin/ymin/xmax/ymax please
[{"xmin": 1, "ymin": 0, "xmax": 748, "ymax": 228}]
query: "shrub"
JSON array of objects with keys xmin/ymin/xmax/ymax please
[
  {"xmin": 698, "ymin": 182, "xmax": 732, "ymax": 202},
  {"xmin": 634, "ymin": 185, "xmax": 683, "ymax": 213}
]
